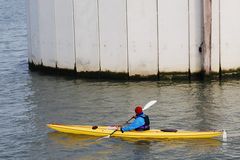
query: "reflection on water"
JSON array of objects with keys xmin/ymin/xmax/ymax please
[
  {"xmin": 48, "ymin": 132, "xmax": 99, "ymax": 148},
  {"xmin": 192, "ymin": 83, "xmax": 222, "ymax": 130},
  {"xmin": 48, "ymin": 130, "xmax": 223, "ymax": 159}
]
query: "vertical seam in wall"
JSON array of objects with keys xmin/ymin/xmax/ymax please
[
  {"xmin": 156, "ymin": 0, "xmax": 160, "ymax": 80},
  {"xmin": 188, "ymin": 0, "xmax": 191, "ymax": 80},
  {"xmin": 219, "ymin": 0, "xmax": 222, "ymax": 78},
  {"xmin": 97, "ymin": 0, "xmax": 101, "ymax": 72},
  {"xmin": 210, "ymin": 0, "xmax": 212, "ymax": 72},
  {"xmin": 126, "ymin": 0, "xmax": 129, "ymax": 76},
  {"xmin": 72, "ymin": 0, "xmax": 77, "ymax": 72}
]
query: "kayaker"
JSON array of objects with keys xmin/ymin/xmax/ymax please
[{"xmin": 119, "ymin": 106, "xmax": 150, "ymax": 133}]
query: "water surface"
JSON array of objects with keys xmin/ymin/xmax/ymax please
[{"xmin": 1, "ymin": 0, "xmax": 240, "ymax": 159}]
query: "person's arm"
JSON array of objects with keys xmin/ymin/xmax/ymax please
[{"xmin": 121, "ymin": 117, "xmax": 144, "ymax": 132}]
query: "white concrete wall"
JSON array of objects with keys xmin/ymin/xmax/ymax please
[
  {"xmin": 220, "ymin": 0, "xmax": 240, "ymax": 71},
  {"xmin": 27, "ymin": 0, "xmax": 240, "ymax": 77},
  {"xmin": 128, "ymin": 0, "xmax": 158, "ymax": 76},
  {"xmin": 74, "ymin": 0, "xmax": 100, "ymax": 72},
  {"xmin": 55, "ymin": 0, "xmax": 75, "ymax": 70},
  {"xmin": 211, "ymin": 0, "xmax": 220, "ymax": 72},
  {"xmin": 25, "ymin": 1, "xmax": 32, "ymax": 60},
  {"xmin": 38, "ymin": 0, "xmax": 56, "ymax": 67},
  {"xmin": 26, "ymin": 0, "xmax": 32, "ymax": 62},
  {"xmin": 189, "ymin": 0, "xmax": 203, "ymax": 73},
  {"xmin": 158, "ymin": 0, "xmax": 189, "ymax": 72},
  {"xmin": 27, "ymin": 0, "xmax": 41, "ymax": 65},
  {"xmin": 98, "ymin": 0, "xmax": 128, "ymax": 73}
]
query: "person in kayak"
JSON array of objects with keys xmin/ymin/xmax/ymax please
[{"xmin": 119, "ymin": 106, "xmax": 150, "ymax": 133}]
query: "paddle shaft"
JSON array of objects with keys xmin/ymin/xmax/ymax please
[
  {"xmin": 109, "ymin": 129, "xmax": 118, "ymax": 137},
  {"xmin": 125, "ymin": 117, "xmax": 134, "ymax": 124}
]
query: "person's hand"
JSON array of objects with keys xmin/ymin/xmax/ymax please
[
  {"xmin": 132, "ymin": 115, "xmax": 136, "ymax": 119},
  {"xmin": 113, "ymin": 125, "xmax": 122, "ymax": 130},
  {"xmin": 117, "ymin": 125, "xmax": 122, "ymax": 130},
  {"xmin": 116, "ymin": 126, "xmax": 124, "ymax": 133}
]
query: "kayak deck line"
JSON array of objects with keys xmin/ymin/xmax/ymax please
[{"xmin": 47, "ymin": 124, "xmax": 224, "ymax": 139}]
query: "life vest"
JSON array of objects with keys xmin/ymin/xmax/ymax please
[{"xmin": 135, "ymin": 114, "xmax": 150, "ymax": 131}]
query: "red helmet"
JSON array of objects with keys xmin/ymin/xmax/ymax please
[{"xmin": 135, "ymin": 106, "xmax": 143, "ymax": 115}]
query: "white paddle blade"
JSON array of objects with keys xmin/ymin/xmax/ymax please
[
  {"xmin": 96, "ymin": 135, "xmax": 110, "ymax": 141},
  {"xmin": 143, "ymin": 100, "xmax": 157, "ymax": 111}
]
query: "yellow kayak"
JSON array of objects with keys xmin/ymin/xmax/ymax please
[{"xmin": 47, "ymin": 124, "xmax": 224, "ymax": 139}]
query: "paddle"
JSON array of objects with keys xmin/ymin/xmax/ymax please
[{"xmin": 96, "ymin": 100, "xmax": 157, "ymax": 141}]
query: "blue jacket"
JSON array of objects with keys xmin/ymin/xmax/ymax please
[{"xmin": 121, "ymin": 113, "xmax": 146, "ymax": 132}]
